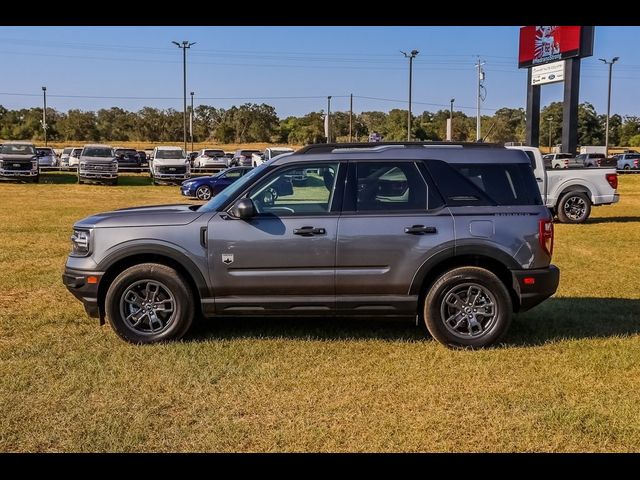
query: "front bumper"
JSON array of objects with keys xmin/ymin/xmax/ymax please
[
  {"xmin": 79, "ymin": 171, "xmax": 118, "ymax": 179},
  {"xmin": 154, "ymin": 172, "xmax": 189, "ymax": 181},
  {"xmin": 0, "ymin": 168, "xmax": 38, "ymax": 177},
  {"xmin": 511, "ymin": 265, "xmax": 560, "ymax": 312},
  {"xmin": 62, "ymin": 267, "xmax": 105, "ymax": 319}
]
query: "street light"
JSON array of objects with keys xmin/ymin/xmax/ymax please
[
  {"xmin": 599, "ymin": 56, "xmax": 619, "ymax": 157},
  {"xmin": 547, "ymin": 116, "xmax": 553, "ymax": 150},
  {"xmin": 41, "ymin": 87, "xmax": 47, "ymax": 147},
  {"xmin": 172, "ymin": 40, "xmax": 196, "ymax": 153},
  {"xmin": 448, "ymin": 98, "xmax": 455, "ymax": 141},
  {"xmin": 190, "ymin": 91, "xmax": 194, "ymax": 153},
  {"xmin": 401, "ymin": 49, "xmax": 419, "ymax": 141}
]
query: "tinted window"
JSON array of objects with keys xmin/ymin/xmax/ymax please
[
  {"xmin": 82, "ymin": 148, "xmax": 113, "ymax": 157},
  {"xmin": 155, "ymin": 149, "xmax": 185, "ymax": 159},
  {"xmin": 523, "ymin": 151, "xmax": 536, "ymax": 169},
  {"xmin": 1, "ymin": 144, "xmax": 35, "ymax": 155},
  {"xmin": 427, "ymin": 161, "xmax": 542, "ymax": 206},
  {"xmin": 223, "ymin": 170, "xmax": 243, "ymax": 179},
  {"xmin": 355, "ymin": 162, "xmax": 430, "ymax": 212},
  {"xmin": 559, "ymin": 154, "xmax": 573, "ymax": 159}
]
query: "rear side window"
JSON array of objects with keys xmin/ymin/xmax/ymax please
[{"xmin": 427, "ymin": 160, "xmax": 542, "ymax": 206}]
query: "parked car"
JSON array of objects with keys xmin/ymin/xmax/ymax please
[
  {"xmin": 180, "ymin": 166, "xmax": 253, "ymax": 200},
  {"xmin": 149, "ymin": 146, "xmax": 190, "ymax": 184},
  {"xmin": 136, "ymin": 151, "xmax": 149, "ymax": 168},
  {"xmin": 63, "ymin": 141, "xmax": 560, "ymax": 349},
  {"xmin": 576, "ymin": 153, "xmax": 607, "ymax": 168},
  {"xmin": 113, "ymin": 148, "xmax": 143, "ymax": 173},
  {"xmin": 252, "ymin": 147, "xmax": 294, "ymax": 167},
  {"xmin": 542, "ymin": 153, "xmax": 581, "ymax": 169},
  {"xmin": 36, "ymin": 147, "xmax": 58, "ymax": 167},
  {"xmin": 616, "ymin": 153, "xmax": 640, "ymax": 170},
  {"xmin": 60, "ymin": 147, "xmax": 74, "ymax": 169},
  {"xmin": 508, "ymin": 146, "xmax": 619, "ymax": 223},
  {"xmin": 68, "ymin": 148, "xmax": 83, "ymax": 169},
  {"xmin": 187, "ymin": 151, "xmax": 199, "ymax": 166},
  {"xmin": 0, "ymin": 141, "xmax": 39, "ymax": 182},
  {"xmin": 78, "ymin": 144, "xmax": 118, "ymax": 185},
  {"xmin": 230, "ymin": 149, "xmax": 261, "ymax": 167},
  {"xmin": 193, "ymin": 149, "xmax": 228, "ymax": 169}
]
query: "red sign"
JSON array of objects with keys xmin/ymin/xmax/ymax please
[{"xmin": 519, "ymin": 26, "xmax": 582, "ymax": 68}]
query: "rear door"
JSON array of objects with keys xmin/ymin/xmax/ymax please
[{"xmin": 335, "ymin": 161, "xmax": 454, "ymax": 316}]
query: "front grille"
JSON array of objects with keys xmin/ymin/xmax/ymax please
[
  {"xmin": 157, "ymin": 166, "xmax": 187, "ymax": 174},
  {"xmin": 2, "ymin": 162, "xmax": 33, "ymax": 171},
  {"xmin": 82, "ymin": 163, "xmax": 117, "ymax": 173}
]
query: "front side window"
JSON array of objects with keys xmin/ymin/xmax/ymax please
[
  {"xmin": 355, "ymin": 162, "xmax": 429, "ymax": 212},
  {"xmin": 248, "ymin": 163, "xmax": 338, "ymax": 216},
  {"xmin": 223, "ymin": 170, "xmax": 243, "ymax": 179}
]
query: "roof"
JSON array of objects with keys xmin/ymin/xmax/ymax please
[
  {"xmin": 83, "ymin": 144, "xmax": 113, "ymax": 148},
  {"xmin": 155, "ymin": 146, "xmax": 183, "ymax": 150},
  {"xmin": 3, "ymin": 140, "xmax": 35, "ymax": 145}
]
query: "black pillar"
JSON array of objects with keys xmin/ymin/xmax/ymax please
[
  {"xmin": 562, "ymin": 58, "xmax": 581, "ymax": 154},
  {"xmin": 525, "ymin": 68, "xmax": 540, "ymax": 147}
]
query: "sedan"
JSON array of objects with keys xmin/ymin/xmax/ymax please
[{"xmin": 180, "ymin": 166, "xmax": 253, "ymax": 200}]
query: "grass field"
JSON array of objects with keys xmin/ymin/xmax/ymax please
[{"xmin": 1, "ymin": 173, "xmax": 640, "ymax": 452}]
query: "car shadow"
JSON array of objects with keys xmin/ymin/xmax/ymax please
[
  {"xmin": 39, "ymin": 173, "xmax": 155, "ymax": 187},
  {"xmin": 186, "ymin": 297, "xmax": 640, "ymax": 347},
  {"xmin": 585, "ymin": 216, "xmax": 640, "ymax": 224}
]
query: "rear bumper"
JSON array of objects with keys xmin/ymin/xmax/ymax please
[
  {"xmin": 511, "ymin": 265, "xmax": 560, "ymax": 312},
  {"xmin": 62, "ymin": 267, "xmax": 104, "ymax": 319},
  {"xmin": 593, "ymin": 193, "xmax": 620, "ymax": 205}
]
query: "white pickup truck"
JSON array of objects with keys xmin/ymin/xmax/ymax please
[{"xmin": 508, "ymin": 146, "xmax": 619, "ymax": 223}]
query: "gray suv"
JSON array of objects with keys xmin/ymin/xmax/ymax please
[{"xmin": 63, "ymin": 143, "xmax": 560, "ymax": 348}]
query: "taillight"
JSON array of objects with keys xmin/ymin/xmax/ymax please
[
  {"xmin": 634, "ymin": 160, "xmax": 638, "ymax": 169},
  {"xmin": 606, "ymin": 173, "xmax": 618, "ymax": 189},
  {"xmin": 539, "ymin": 219, "xmax": 554, "ymax": 258},
  {"xmin": 564, "ymin": 159, "xmax": 569, "ymax": 167}
]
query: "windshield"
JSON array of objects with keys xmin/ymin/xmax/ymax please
[
  {"xmin": 199, "ymin": 163, "xmax": 269, "ymax": 212},
  {"xmin": 116, "ymin": 149, "xmax": 137, "ymax": 156},
  {"xmin": 1, "ymin": 144, "xmax": 35, "ymax": 155},
  {"xmin": 82, "ymin": 148, "xmax": 113, "ymax": 157},
  {"xmin": 37, "ymin": 148, "xmax": 53, "ymax": 155},
  {"xmin": 156, "ymin": 149, "xmax": 185, "ymax": 159},
  {"xmin": 63, "ymin": 148, "xmax": 73, "ymax": 155}
]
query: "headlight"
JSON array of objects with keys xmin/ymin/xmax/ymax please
[{"xmin": 70, "ymin": 229, "xmax": 91, "ymax": 256}]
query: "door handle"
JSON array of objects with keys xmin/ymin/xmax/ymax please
[
  {"xmin": 536, "ymin": 177, "xmax": 543, "ymax": 182},
  {"xmin": 293, "ymin": 226, "xmax": 326, "ymax": 236},
  {"xmin": 404, "ymin": 225, "xmax": 437, "ymax": 235}
]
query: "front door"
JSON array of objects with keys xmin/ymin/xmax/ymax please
[
  {"xmin": 336, "ymin": 161, "xmax": 454, "ymax": 316},
  {"xmin": 208, "ymin": 162, "xmax": 343, "ymax": 315}
]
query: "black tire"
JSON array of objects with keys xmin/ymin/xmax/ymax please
[
  {"xmin": 105, "ymin": 263, "xmax": 194, "ymax": 344},
  {"xmin": 553, "ymin": 164, "xmax": 561, "ymax": 169},
  {"xmin": 624, "ymin": 165, "xmax": 630, "ymax": 170},
  {"xmin": 195, "ymin": 185, "xmax": 212, "ymax": 201},
  {"xmin": 424, "ymin": 266, "xmax": 512, "ymax": 349},
  {"xmin": 556, "ymin": 191, "xmax": 591, "ymax": 224}
]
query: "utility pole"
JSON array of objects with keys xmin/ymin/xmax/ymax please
[
  {"xmin": 41, "ymin": 86, "xmax": 47, "ymax": 147},
  {"xmin": 448, "ymin": 98, "xmax": 455, "ymax": 141},
  {"xmin": 172, "ymin": 40, "xmax": 196, "ymax": 153},
  {"xmin": 349, "ymin": 93, "xmax": 353, "ymax": 143},
  {"xmin": 190, "ymin": 91, "xmax": 194, "ymax": 153},
  {"xmin": 401, "ymin": 50, "xmax": 419, "ymax": 141},
  {"xmin": 326, "ymin": 96, "xmax": 332, "ymax": 143},
  {"xmin": 547, "ymin": 116, "xmax": 553, "ymax": 150},
  {"xmin": 475, "ymin": 57, "xmax": 486, "ymax": 141},
  {"xmin": 599, "ymin": 57, "xmax": 619, "ymax": 157}
]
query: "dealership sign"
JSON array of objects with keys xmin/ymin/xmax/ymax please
[
  {"xmin": 531, "ymin": 60, "xmax": 565, "ymax": 85},
  {"xmin": 519, "ymin": 26, "xmax": 582, "ymax": 68}
]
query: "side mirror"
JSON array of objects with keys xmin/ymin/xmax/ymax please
[{"xmin": 229, "ymin": 198, "xmax": 255, "ymax": 219}]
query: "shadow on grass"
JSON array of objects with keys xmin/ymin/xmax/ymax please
[
  {"xmin": 585, "ymin": 216, "xmax": 640, "ymax": 224},
  {"xmin": 40, "ymin": 172, "xmax": 156, "ymax": 187},
  {"xmin": 186, "ymin": 297, "xmax": 640, "ymax": 347}
]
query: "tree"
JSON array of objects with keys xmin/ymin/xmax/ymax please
[
  {"xmin": 628, "ymin": 134, "xmax": 640, "ymax": 147},
  {"xmin": 57, "ymin": 110, "xmax": 99, "ymax": 141},
  {"xmin": 577, "ymin": 102, "xmax": 604, "ymax": 146},
  {"xmin": 619, "ymin": 116, "xmax": 640, "ymax": 146}
]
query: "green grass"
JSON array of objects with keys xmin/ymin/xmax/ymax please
[{"xmin": 1, "ymin": 173, "xmax": 640, "ymax": 452}]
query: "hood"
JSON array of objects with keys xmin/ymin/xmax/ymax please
[
  {"xmin": 80, "ymin": 156, "xmax": 116, "ymax": 163},
  {"xmin": 0, "ymin": 154, "xmax": 36, "ymax": 162},
  {"xmin": 74, "ymin": 204, "xmax": 203, "ymax": 229}
]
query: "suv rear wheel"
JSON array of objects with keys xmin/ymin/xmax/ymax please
[
  {"xmin": 424, "ymin": 267, "xmax": 512, "ymax": 348},
  {"xmin": 105, "ymin": 263, "xmax": 194, "ymax": 344}
]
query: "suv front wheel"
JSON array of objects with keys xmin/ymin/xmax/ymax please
[
  {"xmin": 424, "ymin": 267, "xmax": 512, "ymax": 348},
  {"xmin": 105, "ymin": 263, "xmax": 194, "ymax": 344}
]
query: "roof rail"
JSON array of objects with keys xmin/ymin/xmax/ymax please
[{"xmin": 295, "ymin": 141, "xmax": 501, "ymax": 155}]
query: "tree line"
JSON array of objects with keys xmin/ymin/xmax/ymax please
[{"xmin": 1, "ymin": 101, "xmax": 640, "ymax": 147}]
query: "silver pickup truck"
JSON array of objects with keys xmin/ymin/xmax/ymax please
[{"xmin": 508, "ymin": 146, "xmax": 619, "ymax": 223}]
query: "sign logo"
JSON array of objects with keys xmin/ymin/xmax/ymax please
[
  {"xmin": 518, "ymin": 26, "xmax": 588, "ymax": 68},
  {"xmin": 535, "ymin": 26, "xmax": 560, "ymax": 62},
  {"xmin": 221, "ymin": 253, "xmax": 234, "ymax": 265},
  {"xmin": 530, "ymin": 60, "xmax": 565, "ymax": 86}
]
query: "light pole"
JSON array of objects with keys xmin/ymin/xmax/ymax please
[
  {"xmin": 599, "ymin": 56, "xmax": 619, "ymax": 157},
  {"xmin": 190, "ymin": 91, "xmax": 194, "ymax": 153},
  {"xmin": 547, "ymin": 116, "xmax": 553, "ymax": 150},
  {"xmin": 326, "ymin": 96, "xmax": 332, "ymax": 143},
  {"xmin": 41, "ymin": 86, "xmax": 47, "ymax": 147},
  {"xmin": 401, "ymin": 49, "xmax": 419, "ymax": 141},
  {"xmin": 448, "ymin": 98, "xmax": 455, "ymax": 141},
  {"xmin": 172, "ymin": 40, "xmax": 196, "ymax": 153}
]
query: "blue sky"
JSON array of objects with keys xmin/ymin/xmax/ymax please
[{"xmin": 0, "ymin": 26, "xmax": 637, "ymax": 118}]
